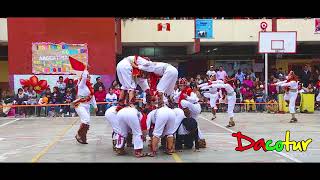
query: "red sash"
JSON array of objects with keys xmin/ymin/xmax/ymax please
[{"xmin": 132, "ymin": 55, "xmax": 141, "ymax": 78}]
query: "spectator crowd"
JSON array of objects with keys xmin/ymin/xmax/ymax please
[{"xmin": 1, "ymin": 64, "xmax": 320, "ymax": 118}]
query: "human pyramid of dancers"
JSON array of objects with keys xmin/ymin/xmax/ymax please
[{"xmin": 71, "ymin": 55, "xmax": 300, "ymax": 158}]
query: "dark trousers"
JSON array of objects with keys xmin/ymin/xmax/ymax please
[
  {"xmin": 96, "ymin": 104, "xmax": 106, "ymax": 116},
  {"xmin": 175, "ymin": 129, "xmax": 200, "ymax": 150}
]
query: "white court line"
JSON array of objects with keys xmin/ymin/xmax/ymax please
[
  {"xmin": 0, "ymin": 119, "xmax": 20, "ymax": 128},
  {"xmin": 199, "ymin": 115, "xmax": 302, "ymax": 163}
]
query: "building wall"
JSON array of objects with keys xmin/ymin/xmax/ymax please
[
  {"xmin": 7, "ymin": 18, "xmax": 116, "ymax": 88},
  {"xmin": 0, "ymin": 18, "xmax": 7, "ymax": 42},
  {"xmin": 277, "ymin": 19, "xmax": 320, "ymax": 41}
]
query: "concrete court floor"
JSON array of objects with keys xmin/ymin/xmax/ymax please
[{"xmin": 0, "ymin": 111, "xmax": 319, "ymax": 162}]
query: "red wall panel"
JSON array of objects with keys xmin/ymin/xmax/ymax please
[{"xmin": 7, "ymin": 18, "xmax": 115, "ymax": 75}]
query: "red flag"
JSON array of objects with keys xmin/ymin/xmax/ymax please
[
  {"xmin": 157, "ymin": 23, "xmax": 162, "ymax": 31},
  {"xmin": 69, "ymin": 56, "xmax": 86, "ymax": 71},
  {"xmin": 157, "ymin": 23, "xmax": 171, "ymax": 31}
]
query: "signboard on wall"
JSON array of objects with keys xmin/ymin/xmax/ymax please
[
  {"xmin": 32, "ymin": 42, "xmax": 88, "ymax": 74},
  {"xmin": 195, "ymin": 19, "xmax": 213, "ymax": 39},
  {"xmin": 315, "ymin": 18, "xmax": 320, "ymax": 34}
]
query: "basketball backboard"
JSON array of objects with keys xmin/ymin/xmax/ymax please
[{"xmin": 258, "ymin": 31, "xmax": 297, "ymax": 54}]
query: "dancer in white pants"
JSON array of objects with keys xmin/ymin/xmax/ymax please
[
  {"xmin": 199, "ymin": 75, "xmax": 224, "ymax": 120},
  {"xmin": 116, "ymin": 106, "xmax": 147, "ymax": 157},
  {"xmin": 146, "ymin": 106, "xmax": 176, "ymax": 156},
  {"xmin": 202, "ymin": 78, "xmax": 236, "ymax": 127},
  {"xmin": 273, "ymin": 71, "xmax": 299, "ymax": 123},
  {"xmin": 132, "ymin": 61, "xmax": 178, "ymax": 107},
  {"xmin": 116, "ymin": 56, "xmax": 150, "ymax": 105},
  {"xmin": 105, "ymin": 106, "xmax": 121, "ymax": 150},
  {"xmin": 74, "ymin": 70, "xmax": 97, "ymax": 144}
]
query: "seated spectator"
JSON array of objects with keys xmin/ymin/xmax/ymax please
[
  {"xmin": 254, "ymin": 77, "xmax": 262, "ymax": 87},
  {"xmin": 50, "ymin": 87, "xmax": 63, "ymax": 116},
  {"xmin": 25, "ymin": 86, "xmax": 38, "ymax": 116},
  {"xmin": 14, "ymin": 88, "xmax": 28, "ymax": 117},
  {"xmin": 1, "ymin": 90, "xmax": 14, "ymax": 117},
  {"xmin": 243, "ymin": 75, "xmax": 254, "ymax": 89},
  {"xmin": 266, "ymin": 95, "xmax": 278, "ymax": 113},
  {"xmin": 196, "ymin": 74, "xmax": 203, "ymax": 85},
  {"xmin": 94, "ymin": 77, "xmax": 105, "ymax": 93},
  {"xmin": 38, "ymin": 94, "xmax": 49, "ymax": 116},
  {"xmin": 243, "ymin": 87, "xmax": 256, "ymax": 112},
  {"xmin": 302, "ymin": 83, "xmax": 315, "ymax": 94},
  {"xmin": 254, "ymin": 85, "xmax": 265, "ymax": 112},
  {"xmin": 66, "ymin": 79, "xmax": 76, "ymax": 96},
  {"xmin": 94, "ymin": 86, "xmax": 107, "ymax": 116},
  {"xmin": 56, "ymin": 76, "xmax": 66, "ymax": 94},
  {"xmin": 62, "ymin": 89, "xmax": 75, "ymax": 117},
  {"xmin": 105, "ymin": 88, "xmax": 117, "ymax": 110}
]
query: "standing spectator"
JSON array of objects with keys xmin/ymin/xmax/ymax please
[
  {"xmin": 301, "ymin": 65, "xmax": 311, "ymax": 88},
  {"xmin": 196, "ymin": 74, "xmax": 203, "ymax": 84},
  {"xmin": 203, "ymin": 77, "xmax": 208, "ymax": 84},
  {"xmin": 66, "ymin": 79, "xmax": 76, "ymax": 96},
  {"xmin": 25, "ymin": 86, "xmax": 38, "ymax": 116},
  {"xmin": 248, "ymin": 69, "xmax": 256, "ymax": 81},
  {"xmin": 56, "ymin": 76, "xmax": 66, "ymax": 94},
  {"xmin": 312, "ymin": 68, "xmax": 320, "ymax": 84},
  {"xmin": 94, "ymin": 86, "xmax": 107, "ymax": 116},
  {"xmin": 243, "ymin": 75, "xmax": 254, "ymax": 89},
  {"xmin": 94, "ymin": 77, "xmax": 105, "ymax": 93},
  {"xmin": 235, "ymin": 69, "xmax": 245, "ymax": 84},
  {"xmin": 216, "ymin": 66, "xmax": 228, "ymax": 80},
  {"xmin": 105, "ymin": 88, "xmax": 118, "ymax": 110},
  {"xmin": 276, "ymin": 68, "xmax": 284, "ymax": 79},
  {"xmin": 62, "ymin": 89, "xmax": 75, "ymax": 117},
  {"xmin": 206, "ymin": 66, "xmax": 216, "ymax": 78},
  {"xmin": 14, "ymin": 88, "xmax": 28, "ymax": 117},
  {"xmin": 1, "ymin": 90, "xmax": 14, "ymax": 117}
]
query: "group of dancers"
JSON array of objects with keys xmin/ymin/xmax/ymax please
[{"xmin": 70, "ymin": 55, "xmax": 300, "ymax": 158}]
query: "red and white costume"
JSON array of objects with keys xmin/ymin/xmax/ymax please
[
  {"xmin": 74, "ymin": 70, "xmax": 97, "ymax": 125},
  {"xmin": 275, "ymin": 79, "xmax": 298, "ymax": 114},
  {"xmin": 137, "ymin": 61, "xmax": 178, "ymax": 97},
  {"xmin": 199, "ymin": 80, "xmax": 224, "ymax": 110},
  {"xmin": 202, "ymin": 82, "xmax": 236, "ymax": 118},
  {"xmin": 116, "ymin": 107, "xmax": 147, "ymax": 151},
  {"xmin": 116, "ymin": 56, "xmax": 150, "ymax": 91},
  {"xmin": 104, "ymin": 106, "xmax": 121, "ymax": 142}
]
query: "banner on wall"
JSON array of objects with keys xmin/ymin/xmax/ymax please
[
  {"xmin": 32, "ymin": 42, "xmax": 88, "ymax": 74},
  {"xmin": 195, "ymin": 19, "xmax": 213, "ymax": 39},
  {"xmin": 315, "ymin": 18, "xmax": 320, "ymax": 33}
]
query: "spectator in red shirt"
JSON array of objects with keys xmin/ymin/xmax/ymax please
[
  {"xmin": 94, "ymin": 86, "xmax": 107, "ymax": 116},
  {"xmin": 243, "ymin": 87, "xmax": 255, "ymax": 111}
]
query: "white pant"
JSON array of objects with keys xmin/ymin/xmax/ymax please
[
  {"xmin": 116, "ymin": 59, "xmax": 149, "ymax": 91},
  {"xmin": 75, "ymin": 103, "xmax": 90, "ymax": 125},
  {"xmin": 317, "ymin": 93, "xmax": 320, "ymax": 102},
  {"xmin": 152, "ymin": 106, "xmax": 176, "ymax": 138},
  {"xmin": 284, "ymin": 91, "xmax": 298, "ymax": 114},
  {"xmin": 180, "ymin": 100, "xmax": 203, "ymax": 139},
  {"xmin": 157, "ymin": 65, "xmax": 178, "ymax": 96},
  {"xmin": 173, "ymin": 108, "xmax": 188, "ymax": 135},
  {"xmin": 116, "ymin": 107, "xmax": 143, "ymax": 150},
  {"xmin": 203, "ymin": 92, "xmax": 219, "ymax": 109},
  {"xmin": 227, "ymin": 93, "xmax": 236, "ymax": 118},
  {"xmin": 104, "ymin": 106, "xmax": 121, "ymax": 135}
]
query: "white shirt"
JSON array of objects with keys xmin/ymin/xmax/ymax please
[
  {"xmin": 126, "ymin": 56, "xmax": 150, "ymax": 66},
  {"xmin": 199, "ymin": 80, "xmax": 224, "ymax": 94},
  {"xmin": 138, "ymin": 62, "xmax": 169, "ymax": 76},
  {"xmin": 206, "ymin": 70, "xmax": 216, "ymax": 77},
  {"xmin": 279, "ymin": 81, "xmax": 298, "ymax": 90},
  {"xmin": 216, "ymin": 70, "xmax": 228, "ymax": 80},
  {"xmin": 174, "ymin": 91, "xmax": 199, "ymax": 104},
  {"xmin": 206, "ymin": 83, "xmax": 235, "ymax": 94},
  {"xmin": 105, "ymin": 93, "xmax": 118, "ymax": 101},
  {"xmin": 77, "ymin": 70, "xmax": 97, "ymax": 108}
]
